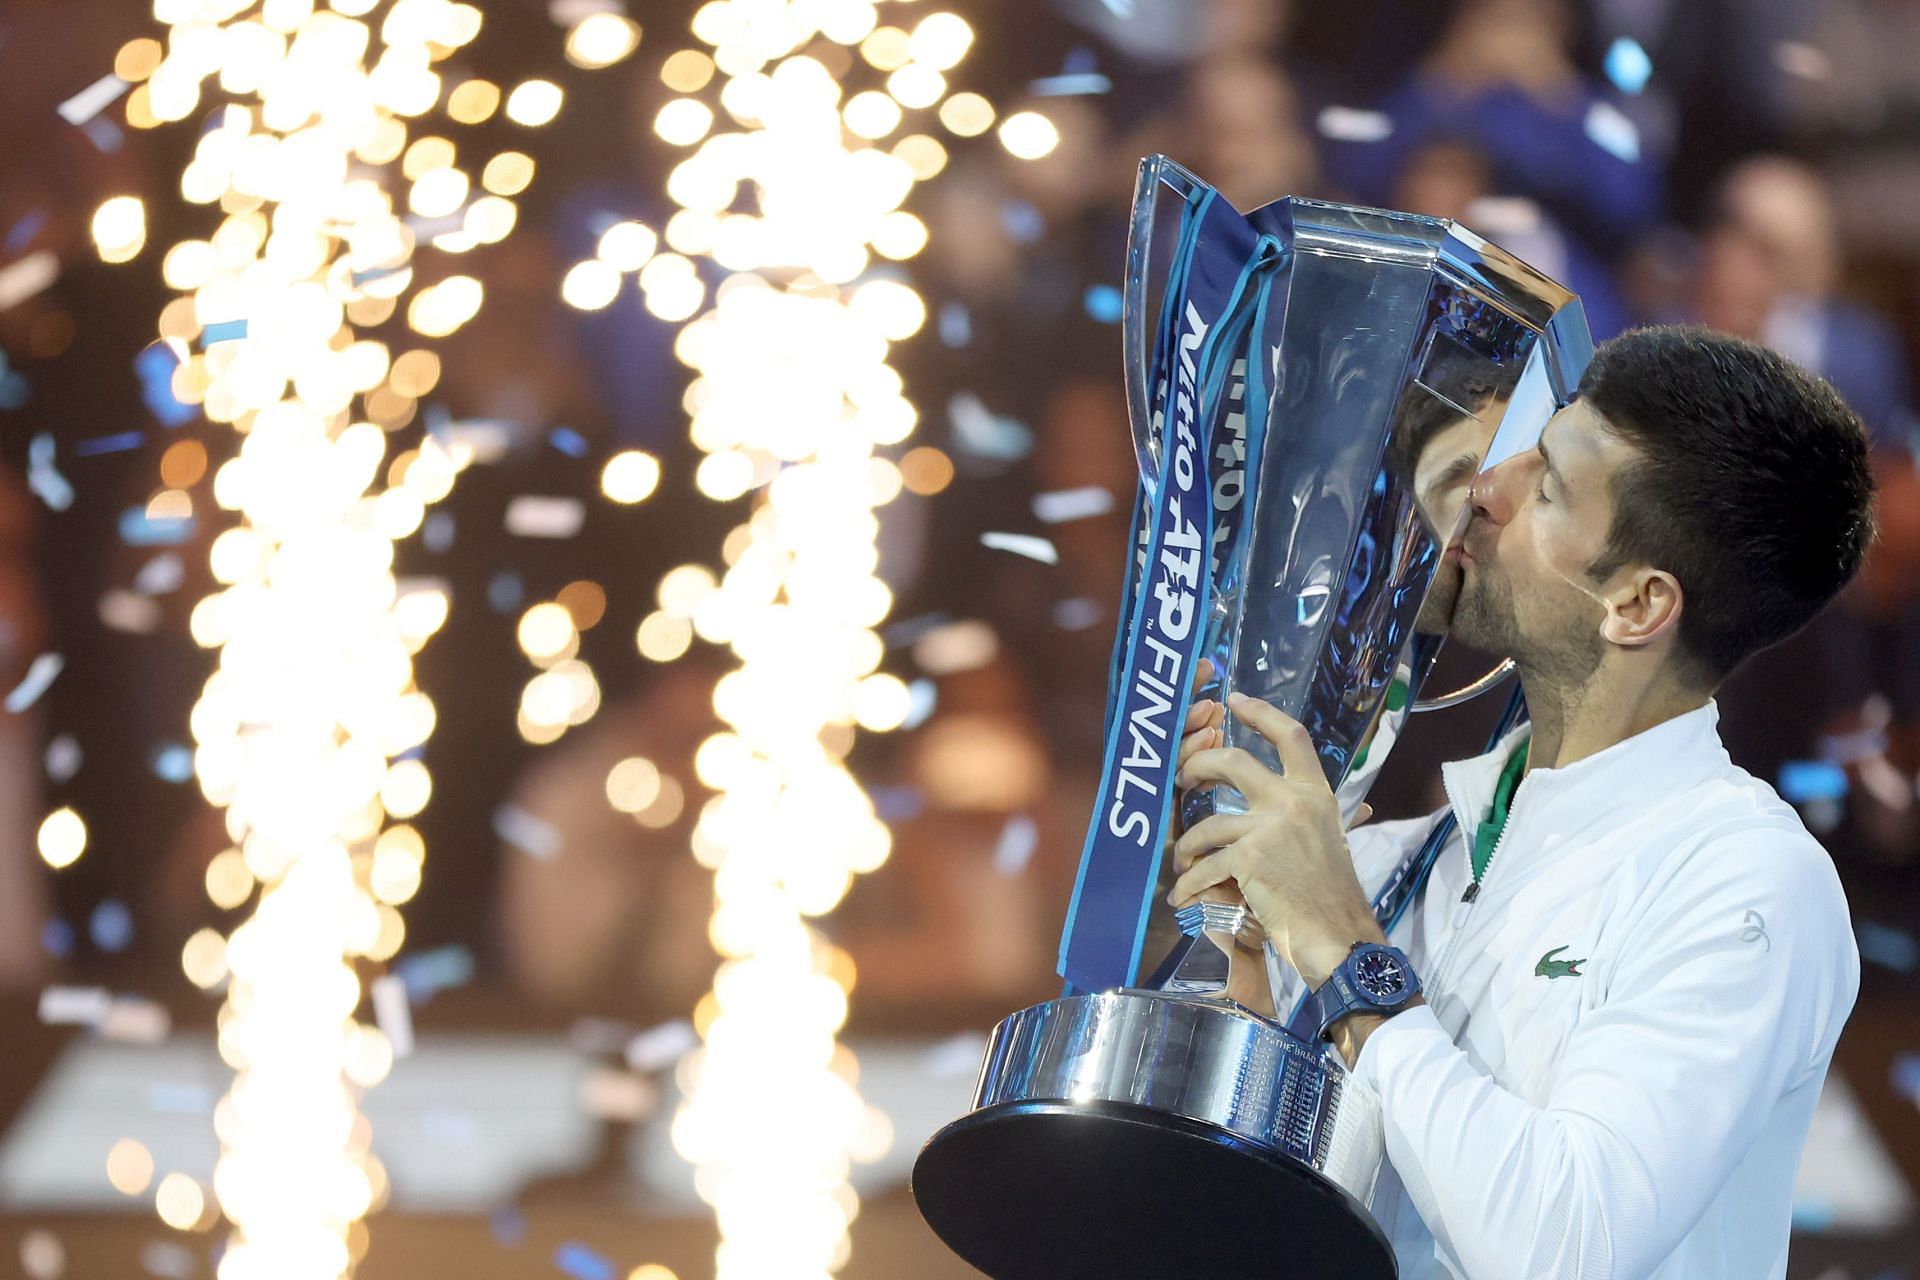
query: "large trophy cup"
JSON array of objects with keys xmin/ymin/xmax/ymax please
[{"xmin": 910, "ymin": 156, "xmax": 1593, "ymax": 1279}]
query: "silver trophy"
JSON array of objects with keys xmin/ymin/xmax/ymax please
[{"xmin": 912, "ymin": 157, "xmax": 1592, "ymax": 1280}]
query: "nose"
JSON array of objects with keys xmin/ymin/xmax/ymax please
[{"xmin": 1468, "ymin": 453, "xmax": 1530, "ymax": 528}]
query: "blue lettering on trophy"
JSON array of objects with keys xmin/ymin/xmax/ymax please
[{"xmin": 1210, "ymin": 359, "xmax": 1247, "ymax": 574}]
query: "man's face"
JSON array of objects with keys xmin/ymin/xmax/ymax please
[
  {"xmin": 1443, "ymin": 399, "xmax": 1642, "ymax": 682},
  {"xmin": 1411, "ymin": 410, "xmax": 1495, "ymax": 634}
]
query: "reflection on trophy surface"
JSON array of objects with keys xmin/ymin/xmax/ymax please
[{"xmin": 911, "ymin": 154, "xmax": 1593, "ymax": 1280}]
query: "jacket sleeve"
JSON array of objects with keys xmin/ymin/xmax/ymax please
[{"xmin": 1349, "ymin": 828, "xmax": 1859, "ymax": 1280}]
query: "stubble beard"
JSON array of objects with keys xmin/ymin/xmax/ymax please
[{"xmin": 1451, "ymin": 558, "xmax": 1605, "ymax": 694}]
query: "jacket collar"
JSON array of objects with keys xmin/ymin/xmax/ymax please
[{"xmin": 1441, "ymin": 698, "xmax": 1732, "ymax": 839}]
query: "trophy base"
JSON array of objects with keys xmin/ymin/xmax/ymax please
[{"xmin": 913, "ymin": 1099, "xmax": 1396, "ymax": 1280}]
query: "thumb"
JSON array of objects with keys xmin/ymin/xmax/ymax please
[{"xmin": 1345, "ymin": 802, "xmax": 1374, "ymax": 830}]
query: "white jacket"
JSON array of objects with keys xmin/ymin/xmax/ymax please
[{"xmin": 1282, "ymin": 700, "xmax": 1860, "ymax": 1279}]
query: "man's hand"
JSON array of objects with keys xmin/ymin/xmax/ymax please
[
  {"xmin": 1169, "ymin": 692, "xmax": 1386, "ymax": 993},
  {"xmin": 1172, "ymin": 660, "xmax": 1266, "ymax": 956}
]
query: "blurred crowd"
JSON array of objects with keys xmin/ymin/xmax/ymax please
[{"xmin": 0, "ymin": 0, "xmax": 1916, "ymax": 1061}]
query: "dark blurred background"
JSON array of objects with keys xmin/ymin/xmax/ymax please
[{"xmin": 0, "ymin": 0, "xmax": 1915, "ymax": 1276}]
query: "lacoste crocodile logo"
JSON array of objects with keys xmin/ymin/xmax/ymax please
[{"xmin": 1535, "ymin": 946, "xmax": 1586, "ymax": 980}]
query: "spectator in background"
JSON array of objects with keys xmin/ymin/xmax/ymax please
[
  {"xmin": 1715, "ymin": 155, "xmax": 1913, "ymax": 444},
  {"xmin": 1325, "ymin": 0, "xmax": 1663, "ymax": 258}
]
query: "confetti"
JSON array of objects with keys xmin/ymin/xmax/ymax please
[
  {"xmin": 938, "ymin": 301, "xmax": 971, "ymax": 348},
  {"xmin": 0, "ymin": 251, "xmax": 59, "ymax": 311},
  {"xmin": 198, "ymin": 318, "xmax": 249, "ymax": 346},
  {"xmin": 882, "ymin": 611, "xmax": 951, "ymax": 648},
  {"xmin": 99, "ymin": 589, "xmax": 163, "ymax": 633},
  {"xmin": 27, "ymin": 434, "xmax": 73, "ymax": 511},
  {"xmin": 1082, "ymin": 284, "xmax": 1123, "ymax": 324},
  {"xmin": 568, "ymin": 1016, "xmax": 634, "ymax": 1056},
  {"xmin": 100, "ymin": 996, "xmax": 170, "ymax": 1043},
  {"xmin": 90, "ymin": 899, "xmax": 134, "ymax": 951},
  {"xmin": 422, "ymin": 511, "xmax": 456, "ymax": 552},
  {"xmin": 135, "ymin": 342, "xmax": 196, "ymax": 427},
  {"xmin": 74, "ymin": 430, "xmax": 144, "ymax": 457},
  {"xmin": 1605, "ymin": 37, "xmax": 1653, "ymax": 95},
  {"xmin": 44, "ymin": 734, "xmax": 81, "ymax": 782},
  {"xmin": 550, "ymin": 0, "xmax": 625, "ymax": 23},
  {"xmin": 992, "ymin": 814, "xmax": 1039, "ymax": 876},
  {"xmin": 901, "ymin": 677, "xmax": 938, "ymax": 729},
  {"xmin": 505, "ymin": 494, "xmax": 587, "ymax": 538},
  {"xmin": 1053, "ymin": 596, "xmax": 1104, "ymax": 630},
  {"xmin": 0, "ymin": 355, "xmax": 29, "ymax": 409},
  {"xmin": 19, "ymin": 1228, "xmax": 64, "ymax": 1280},
  {"xmin": 38, "ymin": 985, "xmax": 111, "ymax": 1026},
  {"xmin": 5, "ymin": 210, "xmax": 48, "ymax": 255},
  {"xmin": 980, "ymin": 531, "xmax": 1059, "ymax": 564},
  {"xmin": 118, "ymin": 507, "xmax": 195, "ymax": 546},
  {"xmin": 489, "ymin": 1207, "xmax": 528, "ymax": 1247},
  {"xmin": 39, "ymin": 919, "xmax": 74, "ymax": 958},
  {"xmin": 434, "ymin": 418, "xmax": 515, "ymax": 463},
  {"xmin": 134, "ymin": 553, "xmax": 186, "ymax": 595},
  {"xmin": 1583, "ymin": 101, "xmax": 1640, "ymax": 164},
  {"xmin": 371, "ymin": 973, "xmax": 415, "ymax": 1058},
  {"xmin": 949, "ymin": 392, "xmax": 1032, "ymax": 460},
  {"xmin": 395, "ymin": 944, "xmax": 474, "ymax": 1002},
  {"xmin": 1030, "ymin": 72, "xmax": 1111, "ymax": 96},
  {"xmin": 1000, "ymin": 199, "xmax": 1045, "ymax": 244},
  {"xmin": 625, "ymin": 1018, "xmax": 698, "ymax": 1072},
  {"xmin": 1033, "ymin": 485, "xmax": 1115, "ymax": 523},
  {"xmin": 868, "ymin": 784, "xmax": 926, "ymax": 822},
  {"xmin": 57, "ymin": 73, "xmax": 132, "ymax": 126},
  {"xmin": 5, "ymin": 652, "xmax": 63, "ymax": 713},
  {"xmin": 487, "ymin": 571, "xmax": 525, "ymax": 612},
  {"xmin": 493, "ymin": 803, "xmax": 563, "ymax": 859},
  {"xmin": 547, "ymin": 426, "xmax": 590, "ymax": 457},
  {"xmin": 1316, "ymin": 106, "xmax": 1394, "ymax": 144},
  {"xmin": 150, "ymin": 743, "xmax": 193, "ymax": 783},
  {"xmin": 82, "ymin": 116, "xmax": 125, "ymax": 154},
  {"xmin": 555, "ymin": 1243, "xmax": 617, "ymax": 1280},
  {"xmin": 1857, "ymin": 921, "xmax": 1919, "ymax": 973}
]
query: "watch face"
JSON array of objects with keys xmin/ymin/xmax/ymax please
[{"xmin": 1353, "ymin": 949, "xmax": 1409, "ymax": 1001}]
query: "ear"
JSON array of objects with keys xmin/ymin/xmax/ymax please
[{"xmin": 1599, "ymin": 568, "xmax": 1683, "ymax": 649}]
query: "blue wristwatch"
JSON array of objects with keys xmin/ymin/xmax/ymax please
[{"xmin": 1301, "ymin": 942, "xmax": 1421, "ymax": 1043}]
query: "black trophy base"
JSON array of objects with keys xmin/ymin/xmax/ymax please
[{"xmin": 911, "ymin": 1100, "xmax": 1396, "ymax": 1280}]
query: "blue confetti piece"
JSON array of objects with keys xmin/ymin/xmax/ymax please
[
  {"xmin": 1891, "ymin": 1051, "xmax": 1920, "ymax": 1103},
  {"xmin": 81, "ymin": 115, "xmax": 125, "ymax": 154},
  {"xmin": 136, "ymin": 341, "xmax": 196, "ymax": 427},
  {"xmin": 487, "ymin": 571, "xmax": 524, "ymax": 613},
  {"xmin": 423, "ymin": 511, "xmax": 456, "ymax": 553},
  {"xmin": 40, "ymin": 918, "xmax": 74, "ymax": 958},
  {"xmin": 74, "ymin": 431, "xmax": 144, "ymax": 457},
  {"xmin": 199, "ymin": 318, "xmax": 248, "ymax": 346},
  {"xmin": 119, "ymin": 507, "xmax": 196, "ymax": 546},
  {"xmin": 1778, "ymin": 759, "xmax": 1848, "ymax": 804},
  {"xmin": 490, "ymin": 1207, "xmax": 527, "ymax": 1247},
  {"xmin": 548, "ymin": 426, "xmax": 590, "ymax": 457},
  {"xmin": 1604, "ymin": 38, "xmax": 1653, "ymax": 95},
  {"xmin": 1063, "ymin": 46, "xmax": 1099, "ymax": 75},
  {"xmin": 150, "ymin": 743, "xmax": 193, "ymax": 783},
  {"xmin": 938, "ymin": 301, "xmax": 972, "ymax": 348},
  {"xmin": 869, "ymin": 784, "xmax": 926, "ymax": 822},
  {"xmin": 351, "ymin": 263, "xmax": 408, "ymax": 286},
  {"xmin": 554, "ymin": 1242, "xmax": 616, "ymax": 1280},
  {"xmin": 0, "ymin": 368, "xmax": 29, "ymax": 411},
  {"xmin": 1000, "ymin": 199, "xmax": 1045, "ymax": 245},
  {"xmin": 1031, "ymin": 73, "xmax": 1111, "ymax": 96},
  {"xmin": 396, "ymin": 945, "xmax": 476, "ymax": 1003},
  {"xmin": 90, "ymin": 899, "xmax": 134, "ymax": 952},
  {"xmin": 5, "ymin": 210, "xmax": 48, "ymax": 256},
  {"xmin": 1858, "ymin": 921, "xmax": 1919, "ymax": 973},
  {"xmin": 1083, "ymin": 284, "xmax": 1123, "ymax": 325}
]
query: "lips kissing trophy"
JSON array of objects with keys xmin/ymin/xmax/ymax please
[{"xmin": 910, "ymin": 156, "xmax": 1593, "ymax": 1279}]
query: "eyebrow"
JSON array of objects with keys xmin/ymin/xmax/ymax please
[{"xmin": 1535, "ymin": 423, "xmax": 1566, "ymax": 488}]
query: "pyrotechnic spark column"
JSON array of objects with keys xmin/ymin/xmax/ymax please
[
  {"xmin": 622, "ymin": 5, "xmax": 1019, "ymax": 1277},
  {"xmin": 112, "ymin": 2, "xmax": 578, "ymax": 1275}
]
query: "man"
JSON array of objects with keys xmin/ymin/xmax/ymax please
[{"xmin": 1170, "ymin": 325, "xmax": 1874, "ymax": 1279}]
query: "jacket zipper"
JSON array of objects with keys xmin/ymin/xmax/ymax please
[{"xmin": 1424, "ymin": 768, "xmax": 1532, "ymax": 996}]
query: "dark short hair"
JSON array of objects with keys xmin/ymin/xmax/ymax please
[{"xmin": 1580, "ymin": 326, "xmax": 1875, "ymax": 682}]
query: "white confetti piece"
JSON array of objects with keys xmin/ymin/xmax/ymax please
[
  {"xmin": 980, "ymin": 532, "xmax": 1058, "ymax": 564},
  {"xmin": 44, "ymin": 734, "xmax": 81, "ymax": 782},
  {"xmin": 625, "ymin": 1018, "xmax": 698, "ymax": 1072},
  {"xmin": 1054, "ymin": 596, "xmax": 1104, "ymax": 630},
  {"xmin": 1032, "ymin": 485, "xmax": 1115, "ymax": 523},
  {"xmin": 0, "ymin": 250, "xmax": 59, "ymax": 312},
  {"xmin": 1316, "ymin": 106, "xmax": 1394, "ymax": 143},
  {"xmin": 992, "ymin": 814, "xmax": 1039, "ymax": 876},
  {"xmin": 57, "ymin": 73, "xmax": 132, "ymax": 126},
  {"xmin": 26, "ymin": 433, "xmax": 72, "ymax": 511},
  {"xmin": 133, "ymin": 553, "xmax": 185, "ymax": 595},
  {"xmin": 493, "ymin": 803, "xmax": 563, "ymax": 859},
  {"xmin": 98, "ymin": 589, "xmax": 162, "ymax": 634},
  {"xmin": 371, "ymin": 973, "xmax": 414, "ymax": 1058},
  {"xmin": 5, "ymin": 652, "xmax": 62, "ymax": 713},
  {"xmin": 949, "ymin": 392, "xmax": 1032, "ymax": 460},
  {"xmin": 549, "ymin": 0, "xmax": 625, "ymax": 20},
  {"xmin": 578, "ymin": 1066, "xmax": 657, "ymax": 1121},
  {"xmin": 504, "ymin": 495, "xmax": 586, "ymax": 538},
  {"xmin": 38, "ymin": 986, "xmax": 110, "ymax": 1026},
  {"xmin": 140, "ymin": 1241, "xmax": 194, "ymax": 1279},
  {"xmin": 913, "ymin": 619, "xmax": 999, "ymax": 676},
  {"xmin": 99, "ymin": 996, "xmax": 170, "ymax": 1044},
  {"xmin": 901, "ymin": 677, "xmax": 938, "ymax": 730}
]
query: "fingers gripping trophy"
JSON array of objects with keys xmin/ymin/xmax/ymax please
[{"xmin": 911, "ymin": 156, "xmax": 1593, "ymax": 1280}]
